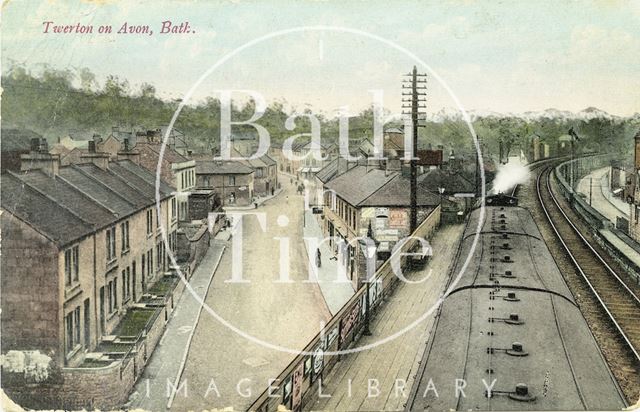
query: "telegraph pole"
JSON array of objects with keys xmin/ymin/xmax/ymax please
[{"xmin": 402, "ymin": 66, "xmax": 427, "ymax": 233}]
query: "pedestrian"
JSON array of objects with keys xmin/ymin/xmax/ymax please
[
  {"xmin": 286, "ymin": 195, "xmax": 289, "ymax": 204},
  {"xmin": 254, "ymin": 201, "xmax": 258, "ymax": 209},
  {"xmin": 316, "ymin": 248, "xmax": 322, "ymax": 268},
  {"xmin": 271, "ymin": 187, "xmax": 275, "ymax": 196},
  {"xmin": 290, "ymin": 177, "xmax": 293, "ymax": 184}
]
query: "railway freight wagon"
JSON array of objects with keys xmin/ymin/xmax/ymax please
[{"xmin": 407, "ymin": 194, "xmax": 626, "ymax": 411}]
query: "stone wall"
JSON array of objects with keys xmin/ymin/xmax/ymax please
[
  {"xmin": 176, "ymin": 222, "xmax": 210, "ymax": 268},
  {"xmin": 4, "ymin": 358, "xmax": 135, "ymax": 410},
  {"xmin": 3, "ymin": 286, "xmax": 174, "ymax": 410},
  {"xmin": 1, "ymin": 213, "xmax": 61, "ymax": 360}
]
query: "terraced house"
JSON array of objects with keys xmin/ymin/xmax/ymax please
[{"xmin": 0, "ymin": 139, "xmax": 178, "ymax": 409}]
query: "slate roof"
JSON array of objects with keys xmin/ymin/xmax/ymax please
[
  {"xmin": 315, "ymin": 158, "xmax": 359, "ymax": 184},
  {"xmin": 323, "ymin": 164, "xmax": 475, "ymax": 208},
  {"xmin": 359, "ymin": 174, "xmax": 441, "ymax": 207},
  {"xmin": 195, "ymin": 160, "xmax": 254, "ymax": 175},
  {"xmin": 111, "ymin": 161, "xmax": 175, "ymax": 194},
  {"xmin": 229, "ymin": 147, "xmax": 277, "ymax": 168},
  {"xmin": 419, "ymin": 168, "xmax": 475, "ymax": 194},
  {"xmin": 1, "ymin": 128, "xmax": 42, "ymax": 152},
  {"xmin": 1, "ymin": 159, "xmax": 174, "ymax": 247},
  {"xmin": 324, "ymin": 166, "xmax": 398, "ymax": 206},
  {"xmin": 315, "ymin": 158, "xmax": 340, "ymax": 183},
  {"xmin": 135, "ymin": 142, "xmax": 190, "ymax": 164}
]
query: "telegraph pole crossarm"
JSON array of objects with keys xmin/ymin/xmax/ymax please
[{"xmin": 401, "ymin": 65, "xmax": 428, "ymax": 233}]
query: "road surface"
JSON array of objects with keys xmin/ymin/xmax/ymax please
[{"xmin": 170, "ymin": 176, "xmax": 332, "ymax": 411}]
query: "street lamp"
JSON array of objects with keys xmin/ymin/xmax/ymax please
[{"xmin": 438, "ymin": 187, "xmax": 445, "ymax": 205}]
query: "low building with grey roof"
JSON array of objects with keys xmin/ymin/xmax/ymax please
[
  {"xmin": 321, "ymin": 165, "xmax": 443, "ymax": 289},
  {"xmin": 195, "ymin": 159, "xmax": 256, "ymax": 206}
]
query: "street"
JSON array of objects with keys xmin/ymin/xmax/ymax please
[{"xmin": 171, "ymin": 176, "xmax": 332, "ymax": 411}]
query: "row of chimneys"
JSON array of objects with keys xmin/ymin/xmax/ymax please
[{"xmin": 21, "ymin": 137, "xmax": 140, "ymax": 176}]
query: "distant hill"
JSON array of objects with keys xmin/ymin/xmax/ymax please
[{"xmin": 428, "ymin": 106, "xmax": 637, "ymax": 123}]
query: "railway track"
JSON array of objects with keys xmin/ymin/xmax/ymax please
[{"xmin": 536, "ymin": 165, "xmax": 640, "ymax": 365}]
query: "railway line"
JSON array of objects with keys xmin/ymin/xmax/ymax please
[{"xmin": 535, "ymin": 163, "xmax": 640, "ymax": 400}]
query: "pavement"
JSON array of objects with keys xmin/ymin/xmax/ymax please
[
  {"xmin": 577, "ymin": 166, "xmax": 640, "ymax": 272},
  {"xmin": 169, "ymin": 175, "xmax": 332, "ymax": 411},
  {"xmin": 577, "ymin": 167, "xmax": 630, "ymax": 223},
  {"xmin": 303, "ymin": 209, "xmax": 356, "ymax": 314},
  {"xmin": 127, "ymin": 232, "xmax": 228, "ymax": 411},
  {"xmin": 224, "ymin": 188, "xmax": 284, "ymax": 211},
  {"xmin": 306, "ymin": 223, "xmax": 465, "ymax": 411}
]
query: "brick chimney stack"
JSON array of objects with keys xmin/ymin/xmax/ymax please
[
  {"xmin": 81, "ymin": 136, "xmax": 110, "ymax": 169},
  {"xmin": 117, "ymin": 137, "xmax": 141, "ymax": 163},
  {"xmin": 20, "ymin": 138, "xmax": 60, "ymax": 175}
]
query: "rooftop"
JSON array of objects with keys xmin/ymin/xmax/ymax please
[
  {"xmin": 134, "ymin": 141, "xmax": 190, "ymax": 164},
  {"xmin": 195, "ymin": 160, "xmax": 254, "ymax": 175},
  {"xmin": 324, "ymin": 166, "xmax": 398, "ymax": 206},
  {"xmin": 1, "ymin": 159, "xmax": 174, "ymax": 247}
]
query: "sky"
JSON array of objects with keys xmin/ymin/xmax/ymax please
[{"xmin": 2, "ymin": 0, "xmax": 640, "ymax": 117}]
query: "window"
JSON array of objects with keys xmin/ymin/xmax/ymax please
[
  {"xmin": 65, "ymin": 312, "xmax": 73, "ymax": 353},
  {"xmin": 122, "ymin": 270, "xmax": 127, "ymax": 301},
  {"xmin": 122, "ymin": 267, "xmax": 131, "ymax": 301},
  {"xmin": 74, "ymin": 307, "xmax": 81, "ymax": 346},
  {"xmin": 106, "ymin": 227, "xmax": 116, "ymax": 261},
  {"xmin": 107, "ymin": 278, "xmax": 118, "ymax": 314},
  {"xmin": 228, "ymin": 175, "xmax": 236, "ymax": 186},
  {"xmin": 256, "ymin": 167, "xmax": 264, "ymax": 178},
  {"xmin": 65, "ymin": 307, "xmax": 81, "ymax": 354},
  {"xmin": 146, "ymin": 209, "xmax": 154, "ymax": 234},
  {"xmin": 64, "ymin": 245, "xmax": 79, "ymax": 285},
  {"xmin": 156, "ymin": 243, "xmax": 163, "ymax": 269},
  {"xmin": 178, "ymin": 201, "xmax": 184, "ymax": 221},
  {"xmin": 121, "ymin": 221, "xmax": 130, "ymax": 252},
  {"xmin": 203, "ymin": 176, "xmax": 210, "ymax": 187},
  {"xmin": 147, "ymin": 249, "xmax": 154, "ymax": 276},
  {"xmin": 171, "ymin": 198, "xmax": 177, "ymax": 221},
  {"xmin": 73, "ymin": 246, "xmax": 79, "ymax": 281}
]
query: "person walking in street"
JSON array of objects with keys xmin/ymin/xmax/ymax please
[{"xmin": 316, "ymin": 248, "xmax": 322, "ymax": 268}]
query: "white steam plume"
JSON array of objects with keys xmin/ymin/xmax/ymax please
[{"xmin": 492, "ymin": 157, "xmax": 531, "ymax": 194}]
